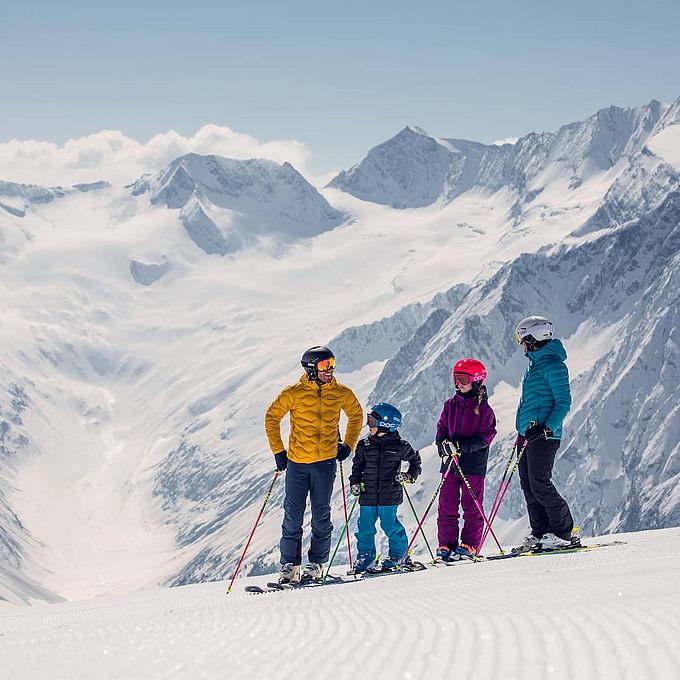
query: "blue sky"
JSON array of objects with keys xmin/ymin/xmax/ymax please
[{"xmin": 2, "ymin": 0, "xmax": 679, "ymax": 174}]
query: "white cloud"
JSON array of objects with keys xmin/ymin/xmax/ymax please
[
  {"xmin": 491, "ymin": 136, "xmax": 519, "ymax": 146},
  {"xmin": 0, "ymin": 125, "xmax": 312, "ymax": 188}
]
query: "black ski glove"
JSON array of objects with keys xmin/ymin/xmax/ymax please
[
  {"xmin": 274, "ymin": 450, "xmax": 288, "ymax": 471},
  {"xmin": 337, "ymin": 442, "xmax": 351, "ymax": 461},
  {"xmin": 524, "ymin": 424, "xmax": 553, "ymax": 442}
]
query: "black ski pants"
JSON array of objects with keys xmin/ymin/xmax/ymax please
[{"xmin": 518, "ymin": 438, "xmax": 574, "ymax": 540}]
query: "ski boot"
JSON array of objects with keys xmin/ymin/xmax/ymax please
[
  {"xmin": 379, "ymin": 556, "xmax": 402, "ymax": 571},
  {"xmin": 436, "ymin": 545, "xmax": 454, "ymax": 562},
  {"xmin": 512, "ymin": 534, "xmax": 540, "ymax": 554},
  {"xmin": 349, "ymin": 552, "xmax": 376, "ymax": 574},
  {"xmin": 538, "ymin": 533, "xmax": 572, "ymax": 551},
  {"xmin": 278, "ymin": 563, "xmax": 301, "ymax": 584},
  {"xmin": 301, "ymin": 562, "xmax": 324, "ymax": 581},
  {"xmin": 454, "ymin": 543, "xmax": 477, "ymax": 560}
]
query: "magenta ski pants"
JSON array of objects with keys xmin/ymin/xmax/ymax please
[{"xmin": 437, "ymin": 473, "xmax": 485, "ymax": 550}]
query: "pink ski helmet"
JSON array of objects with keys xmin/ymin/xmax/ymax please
[{"xmin": 452, "ymin": 358, "xmax": 487, "ymax": 386}]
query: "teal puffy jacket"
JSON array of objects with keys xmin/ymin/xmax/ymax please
[{"xmin": 515, "ymin": 339, "xmax": 571, "ymax": 440}]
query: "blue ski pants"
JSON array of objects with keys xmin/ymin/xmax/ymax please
[
  {"xmin": 355, "ymin": 504, "xmax": 408, "ymax": 559},
  {"xmin": 280, "ymin": 459, "xmax": 336, "ymax": 565}
]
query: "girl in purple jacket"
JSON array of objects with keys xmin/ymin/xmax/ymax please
[{"xmin": 435, "ymin": 358, "xmax": 497, "ymax": 560}]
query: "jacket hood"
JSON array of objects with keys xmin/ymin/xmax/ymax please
[{"xmin": 528, "ymin": 338, "xmax": 567, "ymax": 363}]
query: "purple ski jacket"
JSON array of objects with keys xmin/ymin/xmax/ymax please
[{"xmin": 435, "ymin": 390, "xmax": 497, "ymax": 477}]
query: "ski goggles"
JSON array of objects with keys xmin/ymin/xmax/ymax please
[
  {"xmin": 316, "ymin": 357, "xmax": 335, "ymax": 372},
  {"xmin": 367, "ymin": 414, "xmax": 379, "ymax": 428},
  {"xmin": 453, "ymin": 373, "xmax": 471, "ymax": 385}
]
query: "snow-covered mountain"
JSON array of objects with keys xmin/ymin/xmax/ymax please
[
  {"xmin": 328, "ymin": 100, "xmax": 671, "ymax": 208},
  {"xmin": 131, "ymin": 153, "xmax": 346, "ymax": 255},
  {"xmin": 0, "ymin": 98, "xmax": 678, "ymax": 605},
  {"xmin": 0, "ymin": 180, "xmax": 110, "ymax": 218}
]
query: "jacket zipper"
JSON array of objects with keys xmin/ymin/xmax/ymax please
[
  {"xmin": 376, "ymin": 439, "xmax": 382, "ymax": 505},
  {"xmin": 317, "ymin": 384, "xmax": 322, "ymax": 460}
]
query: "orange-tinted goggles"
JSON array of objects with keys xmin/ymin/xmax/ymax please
[
  {"xmin": 453, "ymin": 373, "xmax": 471, "ymax": 385},
  {"xmin": 316, "ymin": 357, "xmax": 335, "ymax": 372},
  {"xmin": 367, "ymin": 414, "xmax": 378, "ymax": 428}
]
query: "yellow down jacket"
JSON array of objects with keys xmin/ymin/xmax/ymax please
[{"xmin": 265, "ymin": 374, "xmax": 364, "ymax": 463}]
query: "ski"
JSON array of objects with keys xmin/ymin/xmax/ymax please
[
  {"xmin": 347, "ymin": 561, "xmax": 428, "ymax": 578},
  {"xmin": 245, "ymin": 573, "xmax": 349, "ymax": 594},
  {"xmin": 246, "ymin": 561, "xmax": 429, "ymax": 593},
  {"xmin": 484, "ymin": 540, "xmax": 627, "ymax": 561}
]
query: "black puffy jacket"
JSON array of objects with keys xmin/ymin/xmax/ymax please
[{"xmin": 349, "ymin": 431, "xmax": 422, "ymax": 506}]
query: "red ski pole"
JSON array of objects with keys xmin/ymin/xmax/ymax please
[{"xmin": 226, "ymin": 470, "xmax": 280, "ymax": 594}]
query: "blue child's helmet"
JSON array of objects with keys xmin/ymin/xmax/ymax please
[{"xmin": 368, "ymin": 402, "xmax": 402, "ymax": 432}]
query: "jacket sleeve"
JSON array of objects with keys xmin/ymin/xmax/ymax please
[
  {"xmin": 402, "ymin": 442, "xmax": 422, "ymax": 480},
  {"xmin": 435, "ymin": 402, "xmax": 450, "ymax": 443},
  {"xmin": 264, "ymin": 387, "xmax": 294, "ymax": 454},
  {"xmin": 341, "ymin": 388, "xmax": 364, "ymax": 451},
  {"xmin": 544, "ymin": 360, "xmax": 571, "ymax": 433},
  {"xmin": 457, "ymin": 435, "xmax": 488, "ymax": 455},
  {"xmin": 349, "ymin": 443, "xmax": 366, "ymax": 485},
  {"xmin": 457, "ymin": 402, "xmax": 497, "ymax": 454}
]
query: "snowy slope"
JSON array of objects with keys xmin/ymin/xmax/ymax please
[
  {"xmin": 1, "ymin": 528, "xmax": 679, "ymax": 680},
  {"xmin": 0, "ymin": 99, "xmax": 678, "ymax": 605}
]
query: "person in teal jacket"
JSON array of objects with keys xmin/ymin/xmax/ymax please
[{"xmin": 513, "ymin": 316, "xmax": 576, "ymax": 553}]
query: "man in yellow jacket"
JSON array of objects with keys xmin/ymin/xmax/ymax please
[{"xmin": 265, "ymin": 345, "xmax": 363, "ymax": 584}]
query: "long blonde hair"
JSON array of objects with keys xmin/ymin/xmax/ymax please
[{"xmin": 474, "ymin": 384, "xmax": 487, "ymax": 415}]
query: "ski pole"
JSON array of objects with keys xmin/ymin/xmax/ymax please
[
  {"xmin": 485, "ymin": 440, "xmax": 518, "ymax": 533},
  {"xmin": 479, "ymin": 439, "xmax": 519, "ymax": 550},
  {"xmin": 402, "ymin": 482, "xmax": 435, "ymax": 561},
  {"xmin": 323, "ymin": 495, "xmax": 359, "ymax": 582},
  {"xmin": 339, "ymin": 460, "xmax": 353, "ymax": 570},
  {"xmin": 400, "ymin": 456, "xmax": 454, "ymax": 564},
  {"xmin": 444, "ymin": 441, "xmax": 502, "ymax": 554},
  {"xmin": 480, "ymin": 438, "xmax": 528, "ymax": 551},
  {"xmin": 226, "ymin": 470, "xmax": 280, "ymax": 594}
]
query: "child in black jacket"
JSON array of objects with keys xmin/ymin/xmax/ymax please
[{"xmin": 349, "ymin": 402, "xmax": 421, "ymax": 572}]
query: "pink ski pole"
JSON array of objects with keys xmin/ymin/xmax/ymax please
[
  {"xmin": 444, "ymin": 442, "xmax": 503, "ymax": 554},
  {"xmin": 479, "ymin": 438, "xmax": 528, "ymax": 552},
  {"xmin": 400, "ymin": 456, "xmax": 454, "ymax": 564}
]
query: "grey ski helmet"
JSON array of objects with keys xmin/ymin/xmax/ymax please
[
  {"xmin": 301, "ymin": 346, "xmax": 335, "ymax": 380},
  {"xmin": 515, "ymin": 316, "xmax": 554, "ymax": 347}
]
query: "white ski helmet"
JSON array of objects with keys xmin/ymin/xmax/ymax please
[{"xmin": 515, "ymin": 316, "xmax": 554, "ymax": 346}]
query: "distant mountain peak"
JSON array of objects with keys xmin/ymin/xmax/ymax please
[
  {"xmin": 329, "ymin": 100, "xmax": 671, "ymax": 209},
  {"xmin": 132, "ymin": 153, "xmax": 346, "ymax": 255}
]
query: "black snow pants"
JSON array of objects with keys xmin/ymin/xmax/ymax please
[{"xmin": 518, "ymin": 438, "xmax": 574, "ymax": 540}]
